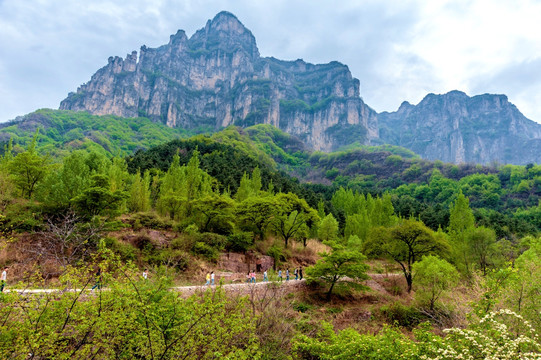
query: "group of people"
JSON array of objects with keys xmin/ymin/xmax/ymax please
[
  {"xmin": 277, "ymin": 267, "xmax": 303, "ymax": 282},
  {"xmin": 205, "ymin": 271, "xmax": 215, "ymax": 285}
]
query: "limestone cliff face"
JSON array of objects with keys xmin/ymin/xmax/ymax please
[
  {"xmin": 60, "ymin": 11, "xmax": 377, "ymax": 151},
  {"xmin": 378, "ymin": 91, "xmax": 541, "ymax": 165}
]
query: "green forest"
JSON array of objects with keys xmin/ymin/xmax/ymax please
[{"xmin": 0, "ymin": 111, "xmax": 540, "ymax": 359}]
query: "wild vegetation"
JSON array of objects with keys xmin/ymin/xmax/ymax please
[{"xmin": 0, "ymin": 119, "xmax": 540, "ymax": 359}]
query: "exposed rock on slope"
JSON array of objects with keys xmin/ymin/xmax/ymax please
[
  {"xmin": 378, "ymin": 91, "xmax": 541, "ymax": 165},
  {"xmin": 60, "ymin": 11, "xmax": 377, "ymax": 152}
]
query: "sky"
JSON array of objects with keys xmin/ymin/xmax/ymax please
[{"xmin": 1, "ymin": 0, "xmax": 541, "ymax": 123}]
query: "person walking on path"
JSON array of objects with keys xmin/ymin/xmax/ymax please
[
  {"xmin": 142, "ymin": 269, "xmax": 148, "ymax": 280},
  {"xmin": 294, "ymin": 268, "xmax": 298, "ymax": 280},
  {"xmin": 0, "ymin": 267, "xmax": 7, "ymax": 292},
  {"xmin": 91, "ymin": 269, "xmax": 102, "ymax": 291},
  {"xmin": 251, "ymin": 271, "xmax": 256, "ymax": 283},
  {"xmin": 286, "ymin": 269, "xmax": 290, "ymax": 281},
  {"xmin": 205, "ymin": 272, "xmax": 211, "ymax": 286},
  {"xmin": 211, "ymin": 271, "xmax": 215, "ymax": 285},
  {"xmin": 278, "ymin": 269, "xmax": 283, "ymax": 282},
  {"xmin": 263, "ymin": 270, "xmax": 268, "ymax": 282},
  {"xmin": 299, "ymin": 267, "xmax": 303, "ymax": 280}
]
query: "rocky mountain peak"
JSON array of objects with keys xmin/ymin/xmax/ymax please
[
  {"xmin": 378, "ymin": 91, "xmax": 541, "ymax": 164},
  {"xmin": 188, "ymin": 11, "xmax": 259, "ymax": 59},
  {"xmin": 59, "ymin": 11, "xmax": 377, "ymax": 152}
]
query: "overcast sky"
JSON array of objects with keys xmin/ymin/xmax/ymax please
[{"xmin": 1, "ymin": 0, "xmax": 541, "ymax": 123}]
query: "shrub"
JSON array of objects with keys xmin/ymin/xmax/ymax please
[
  {"xmin": 380, "ymin": 302, "xmax": 424, "ymax": 329},
  {"xmin": 292, "ymin": 302, "xmax": 313, "ymax": 313},
  {"xmin": 192, "ymin": 241, "xmax": 219, "ymax": 262},
  {"xmin": 226, "ymin": 231, "xmax": 253, "ymax": 252}
]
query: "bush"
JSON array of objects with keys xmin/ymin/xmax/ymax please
[
  {"xmin": 380, "ymin": 302, "xmax": 424, "ymax": 329},
  {"xmin": 226, "ymin": 231, "xmax": 253, "ymax": 252},
  {"xmin": 292, "ymin": 302, "xmax": 313, "ymax": 313},
  {"xmin": 192, "ymin": 241, "xmax": 219, "ymax": 262},
  {"xmin": 145, "ymin": 249, "xmax": 189, "ymax": 270},
  {"xmin": 130, "ymin": 212, "xmax": 172, "ymax": 230}
]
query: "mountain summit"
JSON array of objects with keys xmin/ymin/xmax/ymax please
[
  {"xmin": 59, "ymin": 11, "xmax": 541, "ymax": 164},
  {"xmin": 60, "ymin": 11, "xmax": 377, "ymax": 152},
  {"xmin": 378, "ymin": 91, "xmax": 541, "ymax": 164}
]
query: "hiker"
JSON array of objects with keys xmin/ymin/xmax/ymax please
[
  {"xmin": 246, "ymin": 272, "xmax": 251, "ymax": 283},
  {"xmin": 0, "ymin": 267, "xmax": 7, "ymax": 292},
  {"xmin": 263, "ymin": 270, "xmax": 268, "ymax": 282},
  {"xmin": 91, "ymin": 269, "xmax": 102, "ymax": 291},
  {"xmin": 294, "ymin": 268, "xmax": 298, "ymax": 280},
  {"xmin": 205, "ymin": 272, "xmax": 211, "ymax": 286},
  {"xmin": 142, "ymin": 269, "xmax": 148, "ymax": 280},
  {"xmin": 286, "ymin": 268, "xmax": 290, "ymax": 281},
  {"xmin": 251, "ymin": 270, "xmax": 256, "ymax": 283},
  {"xmin": 278, "ymin": 269, "xmax": 283, "ymax": 282},
  {"xmin": 299, "ymin": 267, "xmax": 303, "ymax": 280},
  {"xmin": 211, "ymin": 271, "xmax": 215, "ymax": 285}
]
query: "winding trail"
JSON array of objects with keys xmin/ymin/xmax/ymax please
[{"xmin": 4, "ymin": 273, "xmax": 402, "ymax": 296}]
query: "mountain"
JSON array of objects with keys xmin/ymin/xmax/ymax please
[
  {"xmin": 58, "ymin": 11, "xmax": 541, "ymax": 165},
  {"xmin": 60, "ymin": 11, "xmax": 377, "ymax": 152},
  {"xmin": 378, "ymin": 91, "xmax": 541, "ymax": 165},
  {"xmin": 0, "ymin": 109, "xmax": 189, "ymax": 156}
]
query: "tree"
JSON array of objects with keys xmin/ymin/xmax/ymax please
[
  {"xmin": 191, "ymin": 194, "xmax": 234, "ymax": 233},
  {"xmin": 364, "ymin": 218, "xmax": 450, "ymax": 292},
  {"xmin": 235, "ymin": 196, "xmax": 278, "ymax": 240},
  {"xmin": 128, "ymin": 170, "xmax": 151, "ymax": 213},
  {"xmin": 28, "ymin": 211, "xmax": 104, "ymax": 269},
  {"xmin": 72, "ymin": 174, "xmax": 125, "ymax": 217},
  {"xmin": 270, "ymin": 193, "xmax": 319, "ymax": 248},
  {"xmin": 448, "ymin": 191, "xmax": 476, "ymax": 275},
  {"xmin": 318, "ymin": 214, "xmax": 339, "ymax": 242},
  {"xmin": 306, "ymin": 240, "xmax": 369, "ymax": 300},
  {"xmin": 412, "ymin": 255, "xmax": 458, "ymax": 310},
  {"xmin": 465, "ymin": 226, "xmax": 497, "ymax": 276},
  {"xmin": 502, "ymin": 237, "xmax": 541, "ymax": 331},
  {"xmin": 7, "ymin": 131, "xmax": 50, "ymax": 199},
  {"xmin": 36, "ymin": 150, "xmax": 92, "ymax": 208}
]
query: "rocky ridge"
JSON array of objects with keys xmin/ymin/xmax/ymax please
[
  {"xmin": 60, "ymin": 11, "xmax": 377, "ymax": 152},
  {"xmin": 378, "ymin": 91, "xmax": 541, "ymax": 164},
  {"xmin": 59, "ymin": 11, "xmax": 541, "ymax": 164}
]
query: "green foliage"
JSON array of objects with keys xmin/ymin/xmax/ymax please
[
  {"xmin": 226, "ymin": 231, "xmax": 254, "ymax": 252},
  {"xmin": 293, "ymin": 321, "xmax": 428, "ymax": 360},
  {"xmin": 0, "ymin": 109, "xmax": 190, "ymax": 157},
  {"xmin": 318, "ymin": 214, "xmax": 339, "ymax": 242},
  {"xmin": 412, "ymin": 255, "xmax": 458, "ymax": 310},
  {"xmin": 364, "ymin": 219, "xmax": 451, "ymax": 292},
  {"xmin": 293, "ymin": 310, "xmax": 541, "ymax": 360},
  {"xmin": 0, "ymin": 253, "xmax": 260, "ymax": 359},
  {"xmin": 7, "ymin": 130, "xmax": 51, "ymax": 199},
  {"xmin": 500, "ymin": 237, "xmax": 541, "ymax": 331},
  {"xmin": 270, "ymin": 192, "xmax": 319, "ymax": 248},
  {"xmin": 235, "ymin": 196, "xmax": 278, "ymax": 240},
  {"xmin": 379, "ymin": 302, "xmax": 425, "ymax": 329},
  {"xmin": 306, "ymin": 240, "xmax": 369, "ymax": 300}
]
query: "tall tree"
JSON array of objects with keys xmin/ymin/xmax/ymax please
[
  {"xmin": 8, "ymin": 131, "xmax": 50, "ymax": 199},
  {"xmin": 318, "ymin": 214, "xmax": 339, "ymax": 242},
  {"xmin": 306, "ymin": 240, "xmax": 369, "ymax": 300},
  {"xmin": 364, "ymin": 218, "xmax": 450, "ymax": 292},
  {"xmin": 448, "ymin": 191, "xmax": 475, "ymax": 274},
  {"xmin": 270, "ymin": 193, "xmax": 319, "ymax": 248}
]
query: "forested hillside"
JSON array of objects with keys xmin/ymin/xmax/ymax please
[
  {"xmin": 0, "ymin": 120, "xmax": 540, "ymax": 358},
  {"xmin": 0, "ymin": 109, "xmax": 193, "ymax": 157}
]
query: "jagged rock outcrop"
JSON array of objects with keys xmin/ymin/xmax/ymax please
[
  {"xmin": 60, "ymin": 11, "xmax": 377, "ymax": 151},
  {"xmin": 378, "ymin": 91, "xmax": 541, "ymax": 165}
]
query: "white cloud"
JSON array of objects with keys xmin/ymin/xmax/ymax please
[{"xmin": 0, "ymin": 0, "xmax": 540, "ymax": 123}]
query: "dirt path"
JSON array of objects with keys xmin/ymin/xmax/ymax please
[{"xmin": 5, "ymin": 273, "xmax": 402, "ymax": 295}]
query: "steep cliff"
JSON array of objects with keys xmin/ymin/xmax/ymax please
[
  {"xmin": 378, "ymin": 91, "xmax": 541, "ymax": 165},
  {"xmin": 60, "ymin": 11, "xmax": 377, "ymax": 152}
]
